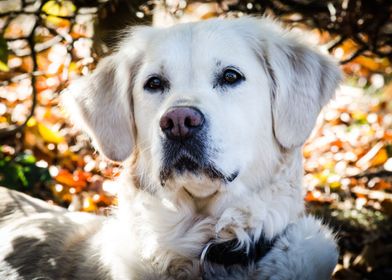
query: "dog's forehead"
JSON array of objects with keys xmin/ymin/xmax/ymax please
[{"xmin": 143, "ymin": 21, "xmax": 255, "ymax": 68}]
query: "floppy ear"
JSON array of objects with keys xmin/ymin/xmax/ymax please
[
  {"xmin": 62, "ymin": 53, "xmax": 135, "ymax": 161},
  {"xmin": 264, "ymin": 34, "xmax": 342, "ymax": 149}
]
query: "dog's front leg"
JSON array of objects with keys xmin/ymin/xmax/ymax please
[
  {"xmin": 254, "ymin": 215, "xmax": 338, "ymax": 280},
  {"xmin": 215, "ymin": 207, "xmax": 252, "ymax": 243}
]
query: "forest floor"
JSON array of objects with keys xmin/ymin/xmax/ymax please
[{"xmin": 305, "ymin": 82, "xmax": 392, "ymax": 279}]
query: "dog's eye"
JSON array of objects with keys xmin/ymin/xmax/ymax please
[
  {"xmin": 144, "ymin": 76, "xmax": 164, "ymax": 91},
  {"xmin": 222, "ymin": 68, "xmax": 244, "ymax": 85}
]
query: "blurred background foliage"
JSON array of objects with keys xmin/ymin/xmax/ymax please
[{"xmin": 0, "ymin": 0, "xmax": 391, "ymax": 279}]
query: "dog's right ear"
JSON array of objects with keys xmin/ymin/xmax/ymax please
[
  {"xmin": 62, "ymin": 53, "xmax": 135, "ymax": 162},
  {"xmin": 254, "ymin": 19, "xmax": 342, "ymax": 150}
]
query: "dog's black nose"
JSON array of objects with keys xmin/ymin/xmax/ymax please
[{"xmin": 160, "ymin": 107, "xmax": 204, "ymax": 140}]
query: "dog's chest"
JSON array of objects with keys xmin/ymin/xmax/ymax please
[{"xmin": 129, "ymin": 192, "xmax": 301, "ymax": 279}]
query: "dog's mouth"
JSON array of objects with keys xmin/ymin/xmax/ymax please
[
  {"xmin": 160, "ymin": 133, "xmax": 238, "ymax": 187},
  {"xmin": 159, "ymin": 153, "xmax": 238, "ymax": 187}
]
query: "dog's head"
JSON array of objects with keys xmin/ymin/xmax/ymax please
[{"xmin": 64, "ymin": 18, "xmax": 341, "ymax": 198}]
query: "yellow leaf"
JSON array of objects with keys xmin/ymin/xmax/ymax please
[
  {"xmin": 44, "ymin": 15, "xmax": 71, "ymax": 29},
  {"xmin": 26, "ymin": 117, "xmax": 37, "ymax": 127},
  {"xmin": 38, "ymin": 123, "xmax": 64, "ymax": 144},
  {"xmin": 329, "ymin": 181, "xmax": 341, "ymax": 189},
  {"xmin": 351, "ymin": 111, "xmax": 367, "ymax": 122},
  {"xmin": 42, "ymin": 0, "xmax": 76, "ymax": 17},
  {"xmin": 0, "ymin": 60, "xmax": 9, "ymax": 72},
  {"xmin": 315, "ymin": 172, "xmax": 328, "ymax": 185}
]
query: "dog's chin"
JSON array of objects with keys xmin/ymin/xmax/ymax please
[
  {"xmin": 174, "ymin": 173, "xmax": 223, "ymax": 198},
  {"xmin": 159, "ymin": 156, "xmax": 238, "ymax": 198}
]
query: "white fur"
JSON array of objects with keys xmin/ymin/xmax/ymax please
[
  {"xmin": 258, "ymin": 216, "xmax": 339, "ymax": 280},
  {"xmin": 1, "ymin": 17, "xmax": 341, "ymax": 279}
]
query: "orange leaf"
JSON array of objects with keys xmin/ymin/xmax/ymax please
[
  {"xmin": 82, "ymin": 196, "xmax": 97, "ymax": 212},
  {"xmin": 369, "ymin": 148, "xmax": 388, "ymax": 167},
  {"xmin": 356, "ymin": 142, "xmax": 386, "ymax": 170},
  {"xmin": 55, "ymin": 169, "xmax": 86, "ymax": 189}
]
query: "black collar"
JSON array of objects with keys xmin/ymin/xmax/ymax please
[{"xmin": 200, "ymin": 236, "xmax": 276, "ymax": 269}]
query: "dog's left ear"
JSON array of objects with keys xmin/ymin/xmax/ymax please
[
  {"xmin": 62, "ymin": 53, "xmax": 136, "ymax": 162},
  {"xmin": 264, "ymin": 32, "xmax": 342, "ymax": 149},
  {"xmin": 62, "ymin": 26, "xmax": 155, "ymax": 161}
]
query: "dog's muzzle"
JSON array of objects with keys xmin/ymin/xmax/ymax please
[
  {"xmin": 159, "ymin": 106, "xmax": 207, "ymax": 183},
  {"xmin": 160, "ymin": 105, "xmax": 207, "ymax": 173},
  {"xmin": 158, "ymin": 106, "xmax": 239, "ymax": 186}
]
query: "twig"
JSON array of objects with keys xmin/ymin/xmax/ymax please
[
  {"xmin": 354, "ymin": 170, "xmax": 392, "ymax": 180},
  {"xmin": 0, "ymin": 2, "xmax": 43, "ymax": 139},
  {"xmin": 0, "ymin": 28, "xmax": 38, "ymax": 139},
  {"xmin": 340, "ymin": 47, "xmax": 367, "ymax": 64},
  {"xmin": 328, "ymin": 36, "xmax": 347, "ymax": 52},
  {"xmin": 215, "ymin": 0, "xmax": 392, "ymax": 63}
]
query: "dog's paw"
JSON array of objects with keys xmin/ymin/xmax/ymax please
[{"xmin": 215, "ymin": 208, "xmax": 251, "ymax": 242}]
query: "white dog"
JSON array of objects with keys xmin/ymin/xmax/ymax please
[{"xmin": 0, "ymin": 17, "xmax": 341, "ymax": 279}]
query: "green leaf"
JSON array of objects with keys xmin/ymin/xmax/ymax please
[
  {"xmin": 0, "ymin": 151, "xmax": 52, "ymax": 190},
  {"xmin": 16, "ymin": 164, "xmax": 28, "ymax": 187},
  {"xmin": 15, "ymin": 154, "xmax": 37, "ymax": 165}
]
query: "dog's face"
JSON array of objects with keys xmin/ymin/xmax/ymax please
[
  {"xmin": 64, "ymin": 18, "xmax": 341, "ymax": 198},
  {"xmin": 132, "ymin": 22, "xmax": 276, "ymax": 198}
]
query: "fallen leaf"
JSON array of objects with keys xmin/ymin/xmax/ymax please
[{"xmin": 38, "ymin": 122, "xmax": 65, "ymax": 144}]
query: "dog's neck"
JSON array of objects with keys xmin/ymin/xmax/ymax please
[{"xmin": 108, "ymin": 148, "xmax": 304, "ymax": 276}]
